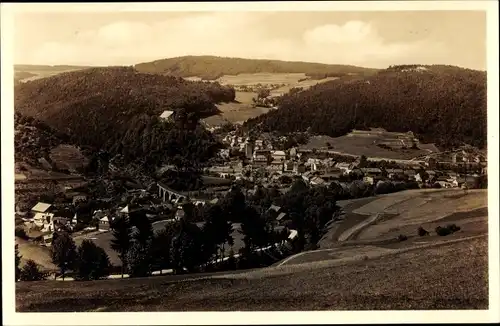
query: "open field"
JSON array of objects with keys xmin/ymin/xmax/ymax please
[
  {"xmin": 269, "ymin": 76, "xmax": 339, "ymax": 97},
  {"xmin": 216, "ymin": 91, "xmax": 271, "ymax": 123},
  {"xmin": 217, "ymin": 72, "xmax": 307, "ymax": 86},
  {"xmin": 49, "ymin": 145, "xmax": 89, "ymax": 172},
  {"xmin": 15, "ymin": 237, "xmax": 57, "ymax": 271},
  {"xmin": 16, "ymin": 235, "xmax": 488, "ymax": 311},
  {"xmin": 300, "ymin": 134, "xmax": 436, "ymax": 160},
  {"xmin": 212, "ymin": 74, "xmax": 339, "ymax": 123},
  {"xmin": 319, "ymin": 189, "xmax": 487, "ymax": 247}
]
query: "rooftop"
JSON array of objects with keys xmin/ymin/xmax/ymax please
[{"xmin": 31, "ymin": 202, "xmax": 52, "ymax": 213}]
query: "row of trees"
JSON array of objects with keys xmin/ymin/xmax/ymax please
[
  {"xmin": 15, "ymin": 236, "xmax": 111, "ymax": 282},
  {"xmin": 243, "ymin": 65, "xmax": 486, "ymax": 149},
  {"xmin": 16, "ymin": 175, "xmax": 423, "ymax": 282}
]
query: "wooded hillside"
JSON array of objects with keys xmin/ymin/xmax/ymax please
[
  {"xmin": 243, "ymin": 65, "xmax": 487, "ymax": 149},
  {"xmin": 15, "ymin": 67, "xmax": 234, "ymax": 168},
  {"xmin": 134, "ymin": 55, "xmax": 378, "ymax": 80}
]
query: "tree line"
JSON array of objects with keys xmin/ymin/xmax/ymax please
[
  {"xmin": 243, "ymin": 65, "xmax": 486, "ymax": 149},
  {"xmin": 16, "ymin": 180, "xmax": 346, "ymax": 281}
]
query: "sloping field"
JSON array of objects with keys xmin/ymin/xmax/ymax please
[
  {"xmin": 300, "ymin": 135, "xmax": 432, "ymax": 159},
  {"xmin": 16, "ymin": 236, "xmax": 488, "ymax": 311},
  {"xmin": 356, "ymin": 189, "xmax": 487, "ymax": 241},
  {"xmin": 216, "ymin": 91, "xmax": 270, "ymax": 123},
  {"xmin": 269, "ymin": 77, "xmax": 339, "ymax": 97},
  {"xmin": 49, "ymin": 145, "xmax": 89, "ymax": 172},
  {"xmin": 15, "ymin": 237, "xmax": 57, "ymax": 272},
  {"xmin": 217, "ymin": 73, "xmax": 306, "ymax": 86}
]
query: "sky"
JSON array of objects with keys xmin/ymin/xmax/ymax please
[{"xmin": 13, "ymin": 10, "xmax": 487, "ymax": 70}]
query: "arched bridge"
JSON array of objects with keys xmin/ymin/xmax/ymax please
[{"xmin": 157, "ymin": 182, "xmax": 207, "ymax": 205}]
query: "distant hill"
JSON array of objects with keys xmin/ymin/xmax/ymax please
[
  {"xmin": 243, "ymin": 65, "xmax": 487, "ymax": 149},
  {"xmin": 14, "ymin": 66, "xmax": 235, "ymax": 168},
  {"xmin": 134, "ymin": 55, "xmax": 379, "ymax": 80},
  {"xmin": 14, "ymin": 64, "xmax": 95, "ymax": 71}
]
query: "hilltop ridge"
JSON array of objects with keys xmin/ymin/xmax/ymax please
[{"xmin": 134, "ymin": 55, "xmax": 379, "ymax": 80}]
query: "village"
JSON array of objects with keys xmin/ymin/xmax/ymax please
[{"xmin": 16, "ymin": 123, "xmax": 487, "ymax": 257}]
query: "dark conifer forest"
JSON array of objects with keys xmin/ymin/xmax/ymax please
[
  {"xmin": 243, "ymin": 65, "xmax": 487, "ymax": 149},
  {"xmin": 14, "ymin": 67, "xmax": 234, "ymax": 167}
]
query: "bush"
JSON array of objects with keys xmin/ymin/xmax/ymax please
[
  {"xmin": 418, "ymin": 226, "xmax": 430, "ymax": 237},
  {"xmin": 446, "ymin": 224, "xmax": 461, "ymax": 233},
  {"xmin": 397, "ymin": 234, "xmax": 408, "ymax": 242},
  {"xmin": 435, "ymin": 226, "xmax": 452, "ymax": 236},
  {"xmin": 15, "ymin": 227, "xmax": 28, "ymax": 240},
  {"xmin": 436, "ymin": 224, "xmax": 461, "ymax": 236},
  {"xmin": 19, "ymin": 260, "xmax": 47, "ymax": 281}
]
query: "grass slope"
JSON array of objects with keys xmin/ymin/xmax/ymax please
[{"xmin": 16, "ymin": 236, "xmax": 488, "ymax": 311}]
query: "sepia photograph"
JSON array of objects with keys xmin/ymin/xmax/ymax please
[{"xmin": 1, "ymin": 1, "xmax": 499, "ymax": 324}]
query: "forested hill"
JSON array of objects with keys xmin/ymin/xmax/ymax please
[
  {"xmin": 134, "ymin": 55, "xmax": 379, "ymax": 80},
  {"xmin": 14, "ymin": 66, "xmax": 235, "ymax": 167},
  {"xmin": 243, "ymin": 65, "xmax": 487, "ymax": 149}
]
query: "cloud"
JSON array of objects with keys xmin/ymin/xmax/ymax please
[{"xmin": 22, "ymin": 14, "xmax": 446, "ymax": 68}]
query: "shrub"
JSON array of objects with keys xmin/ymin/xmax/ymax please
[
  {"xmin": 447, "ymin": 224, "xmax": 461, "ymax": 233},
  {"xmin": 397, "ymin": 234, "xmax": 408, "ymax": 241},
  {"xmin": 435, "ymin": 226, "xmax": 452, "ymax": 236},
  {"xmin": 418, "ymin": 226, "xmax": 430, "ymax": 237},
  {"xmin": 19, "ymin": 260, "xmax": 47, "ymax": 281},
  {"xmin": 15, "ymin": 227, "xmax": 29, "ymax": 240}
]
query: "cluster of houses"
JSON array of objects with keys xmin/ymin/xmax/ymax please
[{"xmin": 209, "ymin": 135, "xmax": 486, "ymax": 191}]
